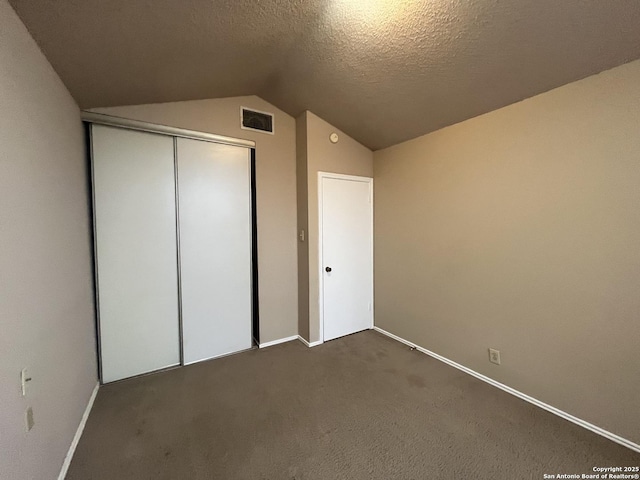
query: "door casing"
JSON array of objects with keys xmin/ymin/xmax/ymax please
[{"xmin": 317, "ymin": 171, "xmax": 374, "ymax": 343}]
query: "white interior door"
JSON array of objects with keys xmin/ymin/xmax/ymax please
[
  {"xmin": 92, "ymin": 125, "xmax": 180, "ymax": 383},
  {"xmin": 321, "ymin": 174, "xmax": 373, "ymax": 342},
  {"xmin": 177, "ymin": 138, "xmax": 253, "ymax": 364}
]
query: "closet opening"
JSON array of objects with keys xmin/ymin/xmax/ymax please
[{"xmin": 84, "ymin": 112, "xmax": 259, "ymax": 383}]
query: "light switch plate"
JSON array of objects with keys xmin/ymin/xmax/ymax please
[{"xmin": 21, "ymin": 368, "xmax": 30, "ymax": 396}]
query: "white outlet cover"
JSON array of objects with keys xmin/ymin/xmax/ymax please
[
  {"xmin": 489, "ymin": 348, "xmax": 501, "ymax": 365},
  {"xmin": 25, "ymin": 407, "xmax": 34, "ymax": 432}
]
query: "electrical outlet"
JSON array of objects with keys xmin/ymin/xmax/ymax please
[
  {"xmin": 25, "ymin": 407, "xmax": 34, "ymax": 432},
  {"xmin": 489, "ymin": 348, "xmax": 501, "ymax": 365}
]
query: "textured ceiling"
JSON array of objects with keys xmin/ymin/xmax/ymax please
[{"xmin": 9, "ymin": 0, "xmax": 640, "ymax": 150}]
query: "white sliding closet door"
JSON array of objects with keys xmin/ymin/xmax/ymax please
[
  {"xmin": 92, "ymin": 125, "xmax": 180, "ymax": 383},
  {"xmin": 177, "ymin": 138, "xmax": 252, "ymax": 364}
]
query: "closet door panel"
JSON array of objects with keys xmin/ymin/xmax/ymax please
[
  {"xmin": 177, "ymin": 138, "xmax": 252, "ymax": 364},
  {"xmin": 92, "ymin": 125, "xmax": 180, "ymax": 382}
]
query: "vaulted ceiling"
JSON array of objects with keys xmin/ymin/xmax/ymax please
[{"xmin": 9, "ymin": 0, "xmax": 640, "ymax": 150}]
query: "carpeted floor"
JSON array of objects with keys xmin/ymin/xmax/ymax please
[{"xmin": 67, "ymin": 330, "xmax": 639, "ymax": 479}]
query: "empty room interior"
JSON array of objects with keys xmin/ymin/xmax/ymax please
[{"xmin": 2, "ymin": 0, "xmax": 640, "ymax": 478}]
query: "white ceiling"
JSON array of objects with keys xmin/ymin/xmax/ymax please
[{"xmin": 9, "ymin": 0, "xmax": 640, "ymax": 150}]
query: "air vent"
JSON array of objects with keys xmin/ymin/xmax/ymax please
[{"xmin": 241, "ymin": 107, "xmax": 274, "ymax": 134}]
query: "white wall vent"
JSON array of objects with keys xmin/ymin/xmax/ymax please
[{"xmin": 241, "ymin": 107, "xmax": 274, "ymax": 135}]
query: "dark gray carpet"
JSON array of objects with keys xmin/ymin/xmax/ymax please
[{"xmin": 67, "ymin": 330, "xmax": 639, "ymax": 479}]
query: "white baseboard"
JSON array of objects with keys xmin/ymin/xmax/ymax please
[
  {"xmin": 297, "ymin": 336, "xmax": 323, "ymax": 348},
  {"xmin": 58, "ymin": 382, "xmax": 99, "ymax": 480},
  {"xmin": 373, "ymin": 326, "xmax": 640, "ymax": 454},
  {"xmin": 258, "ymin": 335, "xmax": 299, "ymax": 349}
]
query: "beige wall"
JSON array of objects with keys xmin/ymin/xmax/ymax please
[
  {"xmin": 374, "ymin": 59, "xmax": 640, "ymax": 443},
  {"xmin": 303, "ymin": 111, "xmax": 374, "ymax": 343},
  {"xmin": 296, "ymin": 113, "xmax": 310, "ymax": 340},
  {"xmin": 91, "ymin": 97, "xmax": 298, "ymax": 344},
  {"xmin": 0, "ymin": 1, "xmax": 98, "ymax": 478}
]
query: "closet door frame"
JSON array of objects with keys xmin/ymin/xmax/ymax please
[{"xmin": 85, "ymin": 112, "xmax": 258, "ymax": 383}]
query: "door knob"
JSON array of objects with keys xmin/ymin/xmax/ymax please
[{"xmin": 325, "ymin": 266, "xmax": 332, "ymax": 272}]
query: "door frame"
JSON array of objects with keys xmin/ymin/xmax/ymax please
[{"xmin": 317, "ymin": 172, "xmax": 374, "ymax": 343}]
